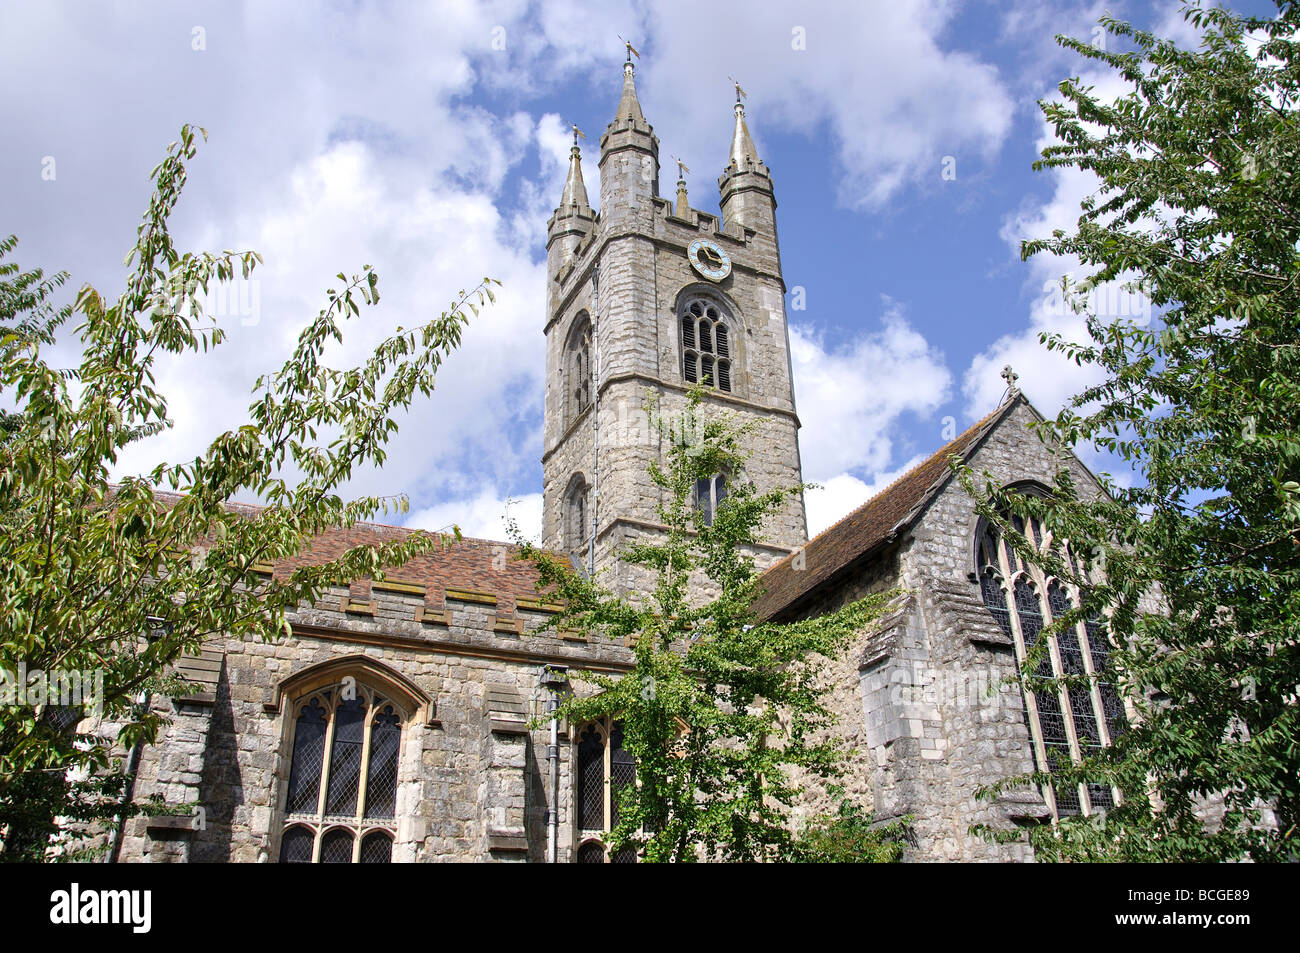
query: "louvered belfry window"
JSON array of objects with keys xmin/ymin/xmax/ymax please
[
  {"xmin": 279, "ymin": 683, "xmax": 403, "ymax": 863},
  {"xmin": 680, "ymin": 299, "xmax": 732, "ymax": 393},
  {"xmin": 976, "ymin": 505, "xmax": 1126, "ymax": 821},
  {"xmin": 575, "ymin": 717, "xmax": 638, "ymax": 863}
]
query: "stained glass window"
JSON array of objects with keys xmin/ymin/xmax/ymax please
[{"xmin": 279, "ymin": 825, "xmax": 314, "ymax": 863}]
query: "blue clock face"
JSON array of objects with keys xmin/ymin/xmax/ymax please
[{"xmin": 687, "ymin": 239, "xmax": 731, "ymax": 281}]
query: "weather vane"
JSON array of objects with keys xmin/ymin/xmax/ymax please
[
  {"xmin": 618, "ymin": 35, "xmax": 640, "ymax": 61},
  {"xmin": 673, "ymin": 155, "xmax": 691, "ymax": 180},
  {"xmin": 570, "ymin": 123, "xmax": 586, "ymax": 147},
  {"xmin": 728, "ymin": 76, "xmax": 747, "ymax": 102}
]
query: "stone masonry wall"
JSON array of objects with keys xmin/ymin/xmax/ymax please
[
  {"xmin": 113, "ymin": 580, "xmax": 633, "ymax": 863},
  {"xmin": 784, "ymin": 400, "xmax": 1106, "ymax": 861}
]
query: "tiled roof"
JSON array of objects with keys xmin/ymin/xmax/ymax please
[
  {"xmin": 149, "ymin": 491, "xmax": 552, "ymax": 614},
  {"xmin": 272, "ymin": 523, "xmax": 551, "ymax": 613},
  {"xmin": 751, "ymin": 397, "xmax": 1020, "ymax": 621}
]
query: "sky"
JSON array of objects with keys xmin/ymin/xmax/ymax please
[{"xmin": 0, "ymin": 0, "xmax": 1275, "ymax": 542}]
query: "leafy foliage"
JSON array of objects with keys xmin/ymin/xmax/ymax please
[
  {"xmin": 966, "ymin": 2, "xmax": 1300, "ymax": 861},
  {"xmin": 0, "ymin": 125, "xmax": 492, "ymax": 858},
  {"xmin": 517, "ymin": 391, "xmax": 899, "ymax": 862},
  {"xmin": 792, "ymin": 793, "xmax": 911, "ymax": 863}
]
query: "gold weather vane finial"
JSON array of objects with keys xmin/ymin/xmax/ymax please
[
  {"xmin": 619, "ymin": 36, "xmax": 640, "ymax": 61},
  {"xmin": 729, "ymin": 77, "xmax": 747, "ymax": 102},
  {"xmin": 674, "ymin": 155, "xmax": 691, "ymax": 180},
  {"xmin": 570, "ymin": 123, "xmax": 586, "ymax": 146}
]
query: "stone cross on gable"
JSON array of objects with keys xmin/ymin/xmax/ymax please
[{"xmin": 1001, "ymin": 364, "xmax": 1020, "ymax": 392}]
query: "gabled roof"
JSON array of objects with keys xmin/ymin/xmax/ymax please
[{"xmin": 751, "ymin": 396, "xmax": 1023, "ymax": 621}]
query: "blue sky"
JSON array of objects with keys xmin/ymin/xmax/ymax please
[{"xmin": 0, "ymin": 0, "xmax": 1274, "ymax": 541}]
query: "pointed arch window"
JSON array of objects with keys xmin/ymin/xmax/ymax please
[
  {"xmin": 694, "ymin": 473, "xmax": 727, "ymax": 527},
  {"xmin": 567, "ymin": 314, "xmax": 593, "ymax": 424},
  {"xmin": 278, "ymin": 682, "xmax": 406, "ymax": 863},
  {"xmin": 574, "ymin": 717, "xmax": 637, "ymax": 863},
  {"xmin": 566, "ymin": 475, "xmax": 590, "ymax": 556},
  {"xmin": 976, "ymin": 504, "xmax": 1125, "ymax": 820},
  {"xmin": 680, "ymin": 298, "xmax": 733, "ymax": 393}
]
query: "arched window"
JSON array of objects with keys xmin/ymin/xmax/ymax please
[
  {"xmin": 976, "ymin": 503, "xmax": 1125, "ymax": 820},
  {"xmin": 566, "ymin": 475, "xmax": 590, "ymax": 555},
  {"xmin": 694, "ymin": 473, "xmax": 727, "ymax": 527},
  {"xmin": 680, "ymin": 298, "xmax": 733, "ymax": 393},
  {"xmin": 566, "ymin": 314, "xmax": 592, "ymax": 424},
  {"xmin": 574, "ymin": 717, "xmax": 637, "ymax": 863},
  {"xmin": 278, "ymin": 682, "xmax": 406, "ymax": 863}
]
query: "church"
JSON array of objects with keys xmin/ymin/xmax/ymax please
[{"xmin": 105, "ymin": 56, "xmax": 1121, "ymax": 863}]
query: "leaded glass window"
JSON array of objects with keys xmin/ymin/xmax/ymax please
[
  {"xmin": 680, "ymin": 298, "xmax": 733, "ymax": 393},
  {"xmin": 977, "ymin": 506, "xmax": 1123, "ymax": 821},
  {"xmin": 574, "ymin": 716, "xmax": 638, "ymax": 863},
  {"xmin": 278, "ymin": 683, "xmax": 406, "ymax": 863}
]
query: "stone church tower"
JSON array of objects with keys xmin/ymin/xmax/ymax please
[{"xmin": 541, "ymin": 55, "xmax": 808, "ymax": 588}]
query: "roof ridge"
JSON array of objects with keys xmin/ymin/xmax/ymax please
[
  {"xmin": 767, "ymin": 399, "xmax": 1013, "ymax": 576},
  {"xmin": 752, "ymin": 398, "xmax": 1020, "ymax": 616}
]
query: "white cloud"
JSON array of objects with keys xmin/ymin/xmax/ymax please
[
  {"xmin": 112, "ymin": 133, "xmax": 550, "ymax": 512},
  {"xmin": 407, "ymin": 490, "xmax": 543, "ymax": 544},
  {"xmin": 963, "ymin": 68, "xmax": 1140, "ymax": 419},
  {"xmin": 634, "ymin": 0, "xmax": 1014, "ymax": 211},
  {"xmin": 803, "ymin": 458, "xmax": 924, "ymax": 537},
  {"xmin": 791, "ymin": 302, "xmax": 952, "ymax": 482},
  {"xmin": 788, "ymin": 301, "xmax": 952, "ymax": 536},
  {"xmin": 0, "ymin": 0, "xmax": 1016, "ymax": 544}
]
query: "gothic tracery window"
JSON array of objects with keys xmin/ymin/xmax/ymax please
[
  {"xmin": 680, "ymin": 298, "xmax": 732, "ymax": 393},
  {"xmin": 575, "ymin": 717, "xmax": 637, "ymax": 863},
  {"xmin": 278, "ymin": 683, "xmax": 405, "ymax": 863},
  {"xmin": 976, "ymin": 502, "xmax": 1125, "ymax": 820}
]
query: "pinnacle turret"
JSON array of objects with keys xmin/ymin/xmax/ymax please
[
  {"xmin": 559, "ymin": 136, "xmax": 591, "ymax": 214},
  {"xmin": 673, "ymin": 157, "xmax": 691, "ymax": 218},
  {"xmin": 718, "ymin": 82, "xmax": 776, "ymax": 250},
  {"xmin": 599, "ymin": 43, "xmax": 660, "ymax": 227},
  {"xmin": 615, "ymin": 60, "xmax": 646, "ymax": 124},
  {"xmin": 729, "ymin": 100, "xmax": 760, "ymax": 170}
]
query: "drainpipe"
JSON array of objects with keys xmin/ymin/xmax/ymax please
[
  {"xmin": 106, "ymin": 687, "xmax": 150, "ymax": 863},
  {"xmin": 540, "ymin": 666, "xmax": 569, "ymax": 863},
  {"xmin": 107, "ymin": 616, "xmax": 169, "ymax": 863},
  {"xmin": 589, "ymin": 262, "xmax": 599, "ymax": 578}
]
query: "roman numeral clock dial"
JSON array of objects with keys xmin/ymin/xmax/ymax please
[{"xmin": 687, "ymin": 239, "xmax": 731, "ymax": 281}]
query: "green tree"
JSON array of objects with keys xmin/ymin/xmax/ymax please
[
  {"xmin": 0, "ymin": 124, "xmax": 493, "ymax": 859},
  {"xmin": 517, "ymin": 393, "xmax": 903, "ymax": 862},
  {"xmin": 967, "ymin": 1, "xmax": 1299, "ymax": 861},
  {"xmin": 0, "ymin": 235, "xmax": 69, "ymax": 438}
]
